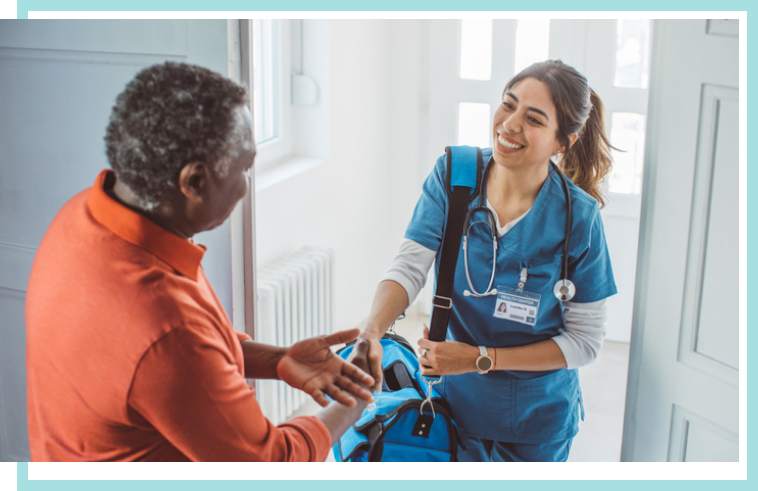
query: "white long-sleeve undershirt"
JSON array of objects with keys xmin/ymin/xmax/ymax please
[{"xmin": 381, "ymin": 201, "xmax": 607, "ymax": 369}]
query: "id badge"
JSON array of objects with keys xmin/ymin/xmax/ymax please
[{"xmin": 493, "ymin": 286, "xmax": 540, "ymax": 326}]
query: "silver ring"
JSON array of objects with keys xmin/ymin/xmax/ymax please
[{"xmin": 422, "ymin": 348, "xmax": 429, "ymax": 358}]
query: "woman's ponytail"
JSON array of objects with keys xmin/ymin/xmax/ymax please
[{"xmin": 559, "ymin": 89, "xmax": 614, "ymax": 208}]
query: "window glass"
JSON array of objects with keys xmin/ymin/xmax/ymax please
[
  {"xmin": 459, "ymin": 19, "xmax": 493, "ymax": 81},
  {"xmin": 614, "ymin": 19, "xmax": 652, "ymax": 89},
  {"xmin": 514, "ymin": 19, "xmax": 550, "ymax": 74},
  {"xmin": 609, "ymin": 112, "xmax": 646, "ymax": 194},
  {"xmin": 457, "ymin": 102, "xmax": 492, "ymax": 148},
  {"xmin": 252, "ymin": 19, "xmax": 279, "ymax": 144}
]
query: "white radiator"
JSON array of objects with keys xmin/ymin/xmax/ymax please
[{"xmin": 256, "ymin": 247, "xmax": 335, "ymax": 425}]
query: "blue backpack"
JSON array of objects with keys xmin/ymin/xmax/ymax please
[
  {"xmin": 333, "ymin": 146, "xmax": 481, "ymax": 462},
  {"xmin": 333, "ymin": 333, "xmax": 463, "ymax": 462}
]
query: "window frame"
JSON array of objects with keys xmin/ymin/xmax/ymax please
[{"xmin": 250, "ymin": 19, "xmax": 294, "ymax": 171}]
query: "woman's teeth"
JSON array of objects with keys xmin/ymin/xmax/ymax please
[{"xmin": 498, "ymin": 136, "xmax": 524, "ymax": 149}]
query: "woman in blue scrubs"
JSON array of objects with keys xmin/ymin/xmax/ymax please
[{"xmin": 359, "ymin": 60, "xmax": 617, "ymax": 462}]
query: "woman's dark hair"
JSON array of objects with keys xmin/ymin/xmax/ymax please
[
  {"xmin": 105, "ymin": 62, "xmax": 248, "ymax": 209},
  {"xmin": 504, "ymin": 60, "xmax": 615, "ymax": 207}
]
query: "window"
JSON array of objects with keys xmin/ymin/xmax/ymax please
[
  {"xmin": 252, "ymin": 19, "xmax": 279, "ymax": 144},
  {"xmin": 250, "ymin": 19, "xmax": 293, "ymax": 169},
  {"xmin": 514, "ymin": 19, "xmax": 550, "ymax": 74},
  {"xmin": 459, "ymin": 20, "xmax": 493, "ymax": 81},
  {"xmin": 614, "ymin": 20, "xmax": 652, "ymax": 89},
  {"xmin": 609, "ymin": 112, "xmax": 646, "ymax": 195},
  {"xmin": 607, "ymin": 20, "xmax": 653, "ymax": 195}
]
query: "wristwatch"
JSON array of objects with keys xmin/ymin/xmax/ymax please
[{"xmin": 475, "ymin": 346, "xmax": 494, "ymax": 374}]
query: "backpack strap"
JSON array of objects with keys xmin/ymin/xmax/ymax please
[{"xmin": 428, "ymin": 146, "xmax": 483, "ymax": 342}]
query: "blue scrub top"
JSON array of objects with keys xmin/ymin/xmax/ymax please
[{"xmin": 404, "ymin": 149, "xmax": 617, "ymax": 444}]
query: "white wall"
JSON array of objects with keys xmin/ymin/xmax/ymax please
[
  {"xmin": 254, "ymin": 20, "xmax": 426, "ymax": 332},
  {"xmin": 385, "ymin": 20, "xmax": 430, "ymax": 310}
]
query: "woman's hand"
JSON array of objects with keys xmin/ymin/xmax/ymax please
[
  {"xmin": 347, "ymin": 337, "xmax": 373, "ymax": 377},
  {"xmin": 417, "ymin": 325, "xmax": 480, "ymax": 376},
  {"xmin": 358, "ymin": 331, "xmax": 385, "ymax": 394},
  {"xmin": 277, "ymin": 328, "xmax": 375, "ymax": 408}
]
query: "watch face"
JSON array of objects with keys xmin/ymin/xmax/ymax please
[{"xmin": 477, "ymin": 356, "xmax": 493, "ymax": 372}]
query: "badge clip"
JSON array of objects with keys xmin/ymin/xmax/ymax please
[{"xmin": 516, "ymin": 267, "xmax": 528, "ymax": 294}]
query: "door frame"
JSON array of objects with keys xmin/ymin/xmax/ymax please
[{"xmin": 619, "ymin": 18, "xmax": 665, "ymax": 461}]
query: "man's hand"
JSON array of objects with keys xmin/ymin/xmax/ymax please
[{"xmin": 277, "ymin": 328, "xmax": 375, "ymax": 408}]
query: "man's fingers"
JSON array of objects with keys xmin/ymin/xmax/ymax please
[
  {"xmin": 310, "ymin": 389, "xmax": 330, "ymax": 408},
  {"xmin": 417, "ymin": 338, "xmax": 432, "ymax": 349},
  {"xmin": 326, "ymin": 383, "xmax": 356, "ymax": 407},
  {"xmin": 323, "ymin": 328, "xmax": 361, "ymax": 346},
  {"xmin": 335, "ymin": 375, "xmax": 374, "ymax": 402},
  {"xmin": 342, "ymin": 359, "xmax": 375, "ymax": 387}
]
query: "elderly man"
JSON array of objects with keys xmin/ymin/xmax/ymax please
[{"xmin": 25, "ymin": 62, "xmax": 372, "ymax": 462}]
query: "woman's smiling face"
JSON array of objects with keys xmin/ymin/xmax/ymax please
[{"xmin": 491, "ymin": 77, "xmax": 566, "ymax": 170}]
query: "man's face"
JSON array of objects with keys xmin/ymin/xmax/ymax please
[{"xmin": 197, "ymin": 106, "xmax": 255, "ymax": 232}]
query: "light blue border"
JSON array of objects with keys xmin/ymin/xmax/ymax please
[
  {"xmin": 9, "ymin": 0, "xmax": 753, "ymax": 488},
  {"xmin": 13, "ymin": 0, "xmax": 755, "ymax": 19},
  {"xmin": 739, "ymin": 1, "xmax": 758, "ymax": 476},
  {"xmin": 13, "ymin": 461, "xmax": 757, "ymax": 489}
]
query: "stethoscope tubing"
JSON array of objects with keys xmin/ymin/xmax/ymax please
[{"xmin": 462, "ymin": 156, "xmax": 574, "ymax": 300}]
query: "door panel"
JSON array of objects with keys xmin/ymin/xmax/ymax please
[
  {"xmin": 679, "ymin": 85, "xmax": 739, "ymax": 379},
  {"xmin": 668, "ymin": 406, "xmax": 739, "ymax": 462},
  {"xmin": 691, "ymin": 92, "xmax": 739, "ymax": 369},
  {"xmin": 0, "ymin": 20, "xmax": 188, "ymax": 55},
  {"xmin": 0, "ymin": 288, "xmax": 28, "ymax": 461},
  {"xmin": 0, "ymin": 55, "xmax": 175, "ymax": 247}
]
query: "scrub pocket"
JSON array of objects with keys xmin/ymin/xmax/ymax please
[
  {"xmin": 442, "ymin": 372, "xmax": 514, "ymax": 441},
  {"xmin": 512, "ymin": 368, "xmax": 581, "ymax": 442}
]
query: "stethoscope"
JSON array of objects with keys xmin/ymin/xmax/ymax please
[{"xmin": 462, "ymin": 156, "xmax": 576, "ymax": 302}]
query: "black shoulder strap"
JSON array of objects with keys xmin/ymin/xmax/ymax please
[{"xmin": 428, "ymin": 147, "xmax": 482, "ymax": 342}]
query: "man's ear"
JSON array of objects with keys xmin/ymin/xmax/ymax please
[{"xmin": 177, "ymin": 161, "xmax": 208, "ymax": 203}]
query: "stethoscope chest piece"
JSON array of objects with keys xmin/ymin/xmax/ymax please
[{"xmin": 553, "ymin": 279, "xmax": 576, "ymax": 301}]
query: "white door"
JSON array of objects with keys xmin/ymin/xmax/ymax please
[
  {"xmin": 0, "ymin": 20, "xmax": 234, "ymax": 461},
  {"xmin": 621, "ymin": 19, "xmax": 740, "ymax": 462}
]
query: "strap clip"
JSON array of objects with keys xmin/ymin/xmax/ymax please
[{"xmin": 432, "ymin": 295, "xmax": 452, "ymax": 310}]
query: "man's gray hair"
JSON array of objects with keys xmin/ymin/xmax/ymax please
[{"xmin": 105, "ymin": 62, "xmax": 250, "ymax": 209}]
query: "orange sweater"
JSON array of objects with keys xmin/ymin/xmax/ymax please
[{"xmin": 26, "ymin": 170, "xmax": 329, "ymax": 461}]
